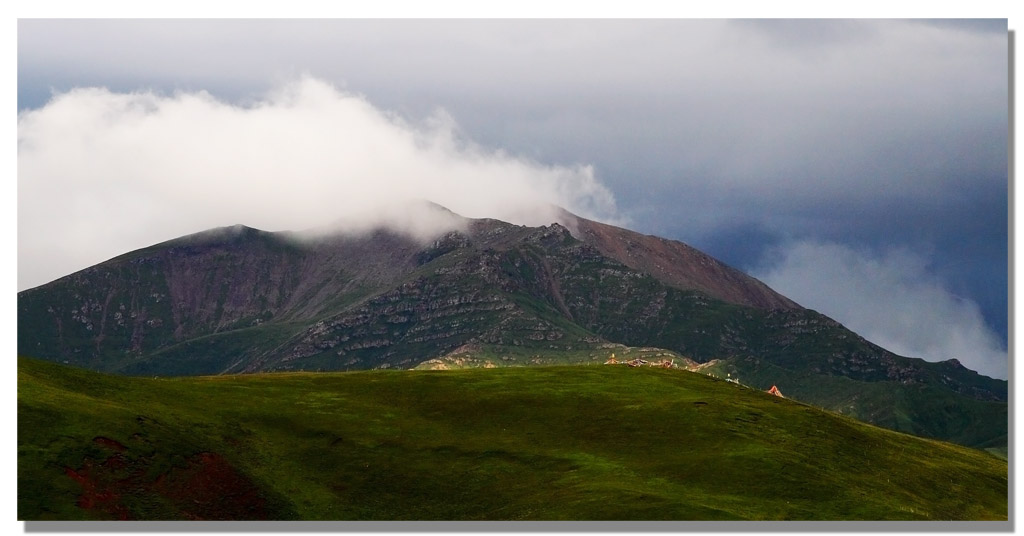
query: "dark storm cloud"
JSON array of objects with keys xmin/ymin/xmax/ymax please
[
  {"xmin": 910, "ymin": 18, "xmax": 1008, "ymax": 34},
  {"xmin": 17, "ymin": 19, "xmax": 1008, "ymax": 376},
  {"xmin": 729, "ymin": 19, "xmax": 880, "ymax": 50}
]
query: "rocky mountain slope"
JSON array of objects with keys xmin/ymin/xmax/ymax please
[{"xmin": 17, "ymin": 206, "xmax": 1006, "ymax": 449}]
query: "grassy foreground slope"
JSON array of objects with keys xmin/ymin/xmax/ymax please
[
  {"xmin": 18, "ymin": 357, "xmax": 1006, "ymax": 521},
  {"xmin": 699, "ymin": 358, "xmax": 1008, "ymax": 452}
]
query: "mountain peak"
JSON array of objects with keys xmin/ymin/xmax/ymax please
[{"xmin": 553, "ymin": 210, "xmax": 800, "ymax": 311}]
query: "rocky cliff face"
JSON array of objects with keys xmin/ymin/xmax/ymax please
[{"xmin": 17, "ymin": 207, "xmax": 1006, "ymax": 448}]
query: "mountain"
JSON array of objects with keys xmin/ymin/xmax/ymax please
[
  {"xmin": 17, "ymin": 205, "xmax": 1007, "ymax": 450},
  {"xmin": 18, "ymin": 357, "xmax": 1007, "ymax": 520},
  {"xmin": 556, "ymin": 208, "xmax": 799, "ymax": 311}
]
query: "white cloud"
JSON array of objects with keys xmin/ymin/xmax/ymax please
[
  {"xmin": 753, "ymin": 241, "xmax": 1007, "ymax": 379},
  {"xmin": 17, "ymin": 76, "xmax": 619, "ymax": 290}
]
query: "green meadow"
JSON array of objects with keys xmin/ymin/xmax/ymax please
[{"xmin": 18, "ymin": 357, "xmax": 1007, "ymax": 521}]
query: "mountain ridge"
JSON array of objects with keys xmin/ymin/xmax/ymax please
[
  {"xmin": 555, "ymin": 209, "xmax": 800, "ymax": 311},
  {"xmin": 17, "ymin": 206, "xmax": 1006, "ymax": 449}
]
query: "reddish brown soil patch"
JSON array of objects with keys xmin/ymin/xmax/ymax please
[
  {"xmin": 64, "ymin": 462, "xmax": 131, "ymax": 520},
  {"xmin": 93, "ymin": 436, "xmax": 127, "ymax": 452},
  {"xmin": 154, "ymin": 452, "xmax": 268, "ymax": 520},
  {"xmin": 64, "ymin": 442, "xmax": 269, "ymax": 520}
]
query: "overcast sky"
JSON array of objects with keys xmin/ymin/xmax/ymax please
[{"xmin": 16, "ymin": 19, "xmax": 1009, "ymax": 378}]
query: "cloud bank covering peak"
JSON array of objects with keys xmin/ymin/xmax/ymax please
[{"xmin": 18, "ymin": 77, "xmax": 619, "ymax": 290}]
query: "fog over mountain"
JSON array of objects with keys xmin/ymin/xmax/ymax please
[
  {"xmin": 17, "ymin": 19, "xmax": 1008, "ymax": 378},
  {"xmin": 18, "ymin": 78, "xmax": 620, "ymax": 289}
]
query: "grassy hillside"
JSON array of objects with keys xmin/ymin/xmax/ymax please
[
  {"xmin": 700, "ymin": 358, "xmax": 1007, "ymax": 450},
  {"xmin": 18, "ymin": 357, "xmax": 1006, "ymax": 521}
]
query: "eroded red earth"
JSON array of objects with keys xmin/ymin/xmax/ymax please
[{"xmin": 64, "ymin": 436, "xmax": 269, "ymax": 520}]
